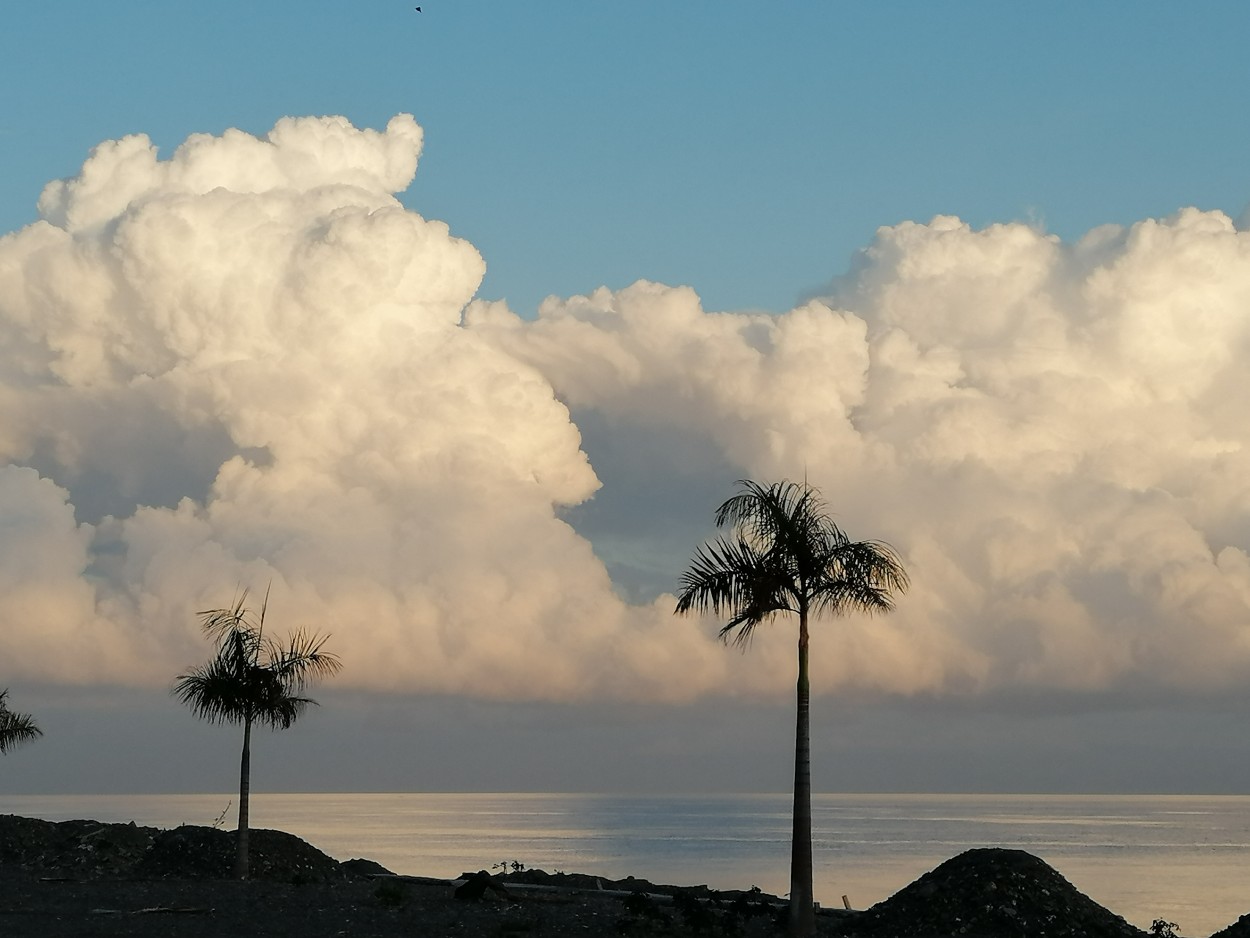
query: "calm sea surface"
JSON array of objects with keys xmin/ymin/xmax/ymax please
[{"xmin": 1, "ymin": 792, "xmax": 1246, "ymax": 938}]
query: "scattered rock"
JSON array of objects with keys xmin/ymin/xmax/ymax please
[
  {"xmin": 134, "ymin": 825, "xmax": 235, "ymax": 880},
  {"xmin": 341, "ymin": 856, "xmax": 393, "ymax": 878},
  {"xmin": 455, "ymin": 869, "xmax": 512, "ymax": 901},
  {"xmin": 498, "ymin": 866, "xmax": 780, "ymax": 904}
]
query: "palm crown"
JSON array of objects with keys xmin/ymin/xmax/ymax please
[
  {"xmin": 173, "ymin": 592, "xmax": 341, "ymax": 730},
  {"xmin": 676, "ymin": 479, "xmax": 907, "ymax": 645}
]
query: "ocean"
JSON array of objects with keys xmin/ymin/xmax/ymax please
[{"xmin": 1, "ymin": 792, "xmax": 1245, "ymax": 938}]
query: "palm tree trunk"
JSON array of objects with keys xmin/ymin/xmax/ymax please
[
  {"xmin": 236, "ymin": 715, "xmax": 252, "ymax": 880},
  {"xmin": 788, "ymin": 608, "xmax": 815, "ymax": 937}
]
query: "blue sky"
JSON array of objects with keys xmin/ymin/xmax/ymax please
[
  {"xmin": 3, "ymin": 2, "xmax": 1250, "ymax": 800},
  {"xmin": 5, "ymin": 3, "xmax": 1250, "ymax": 315}
]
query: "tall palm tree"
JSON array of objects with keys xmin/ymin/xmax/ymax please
[
  {"xmin": 173, "ymin": 587, "xmax": 342, "ymax": 879},
  {"xmin": 675, "ymin": 479, "xmax": 908, "ymax": 937},
  {"xmin": 0, "ymin": 688, "xmax": 42, "ymax": 754}
]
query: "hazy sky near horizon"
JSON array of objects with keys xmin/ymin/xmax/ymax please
[{"xmin": 3, "ymin": 2, "xmax": 1250, "ymax": 796}]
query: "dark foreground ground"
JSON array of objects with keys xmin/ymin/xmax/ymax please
[{"xmin": 3, "ymin": 814, "xmax": 1249, "ymax": 938}]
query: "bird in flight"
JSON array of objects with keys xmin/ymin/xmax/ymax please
[{"xmin": 414, "ymin": 5, "xmax": 421, "ymax": 10}]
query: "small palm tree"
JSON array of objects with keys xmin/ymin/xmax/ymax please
[
  {"xmin": 676, "ymin": 479, "xmax": 908, "ymax": 937},
  {"xmin": 0, "ymin": 689, "xmax": 42, "ymax": 754},
  {"xmin": 173, "ymin": 587, "xmax": 342, "ymax": 879}
]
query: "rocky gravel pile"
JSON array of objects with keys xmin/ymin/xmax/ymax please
[
  {"xmin": 0, "ymin": 816, "xmax": 159, "ymax": 878},
  {"xmin": 0, "ymin": 814, "xmax": 376, "ymax": 883},
  {"xmin": 831, "ymin": 847, "xmax": 1150, "ymax": 938},
  {"xmin": 1212, "ymin": 915, "xmax": 1250, "ymax": 938}
]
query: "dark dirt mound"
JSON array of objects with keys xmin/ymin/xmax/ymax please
[
  {"xmin": 136, "ymin": 825, "xmax": 349, "ymax": 882},
  {"xmin": 833, "ymin": 847, "xmax": 1149, "ymax": 938},
  {"xmin": 0, "ymin": 815, "xmax": 159, "ymax": 877},
  {"xmin": 1212, "ymin": 914, "xmax": 1250, "ymax": 938},
  {"xmin": 0, "ymin": 814, "xmax": 382, "ymax": 883}
]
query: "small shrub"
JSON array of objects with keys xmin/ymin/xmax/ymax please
[
  {"xmin": 622, "ymin": 891, "xmax": 666, "ymax": 921},
  {"xmin": 617, "ymin": 890, "xmax": 671, "ymax": 935},
  {"xmin": 210, "ymin": 802, "xmax": 232, "ymax": 830},
  {"xmin": 672, "ymin": 890, "xmax": 715, "ymax": 934}
]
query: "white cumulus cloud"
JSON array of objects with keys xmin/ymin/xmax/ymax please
[
  {"xmin": 3, "ymin": 114, "xmax": 1250, "ymax": 707},
  {"xmin": 467, "ymin": 210, "xmax": 1250, "ymax": 699},
  {"xmin": 0, "ymin": 115, "xmax": 738, "ymax": 703}
]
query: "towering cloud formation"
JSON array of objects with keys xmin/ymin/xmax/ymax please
[
  {"xmin": 2, "ymin": 115, "xmax": 1249, "ymax": 703},
  {"xmin": 0, "ymin": 115, "xmax": 730, "ymax": 701},
  {"xmin": 469, "ymin": 213, "xmax": 1250, "ymax": 698}
]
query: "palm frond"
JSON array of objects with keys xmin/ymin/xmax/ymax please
[
  {"xmin": 271, "ymin": 630, "xmax": 343, "ymax": 687},
  {"xmin": 257, "ymin": 582, "xmax": 271, "ymax": 643},
  {"xmin": 677, "ymin": 532, "xmax": 800, "ymax": 646},
  {"xmin": 811, "ymin": 538, "xmax": 910, "ymax": 618},
  {"xmin": 172, "ymin": 661, "xmax": 252, "ymax": 725},
  {"xmin": 199, "ymin": 590, "xmax": 264, "ymax": 662},
  {"xmin": 0, "ymin": 688, "xmax": 42, "ymax": 754},
  {"xmin": 255, "ymin": 694, "xmax": 316, "ymax": 731}
]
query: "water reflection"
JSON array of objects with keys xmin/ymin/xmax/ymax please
[{"xmin": 2, "ymin": 792, "xmax": 1246, "ymax": 937}]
